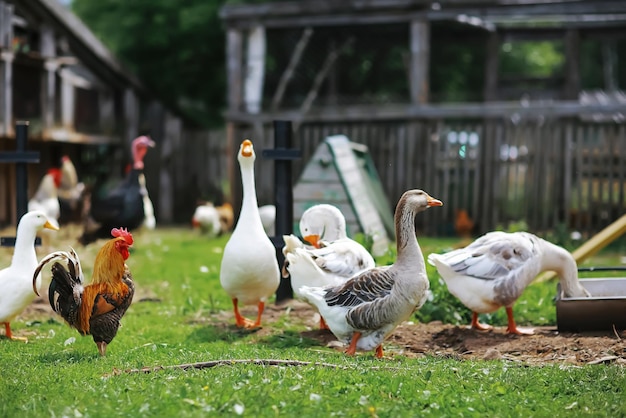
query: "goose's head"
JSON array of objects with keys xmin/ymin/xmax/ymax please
[
  {"xmin": 238, "ymin": 139, "xmax": 256, "ymax": 165},
  {"xmin": 299, "ymin": 204, "xmax": 347, "ymax": 248},
  {"xmin": 402, "ymin": 189, "xmax": 443, "ymax": 213},
  {"xmin": 18, "ymin": 210, "xmax": 60, "ymax": 232}
]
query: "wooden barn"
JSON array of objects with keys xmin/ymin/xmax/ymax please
[
  {"xmin": 0, "ymin": 0, "xmax": 184, "ymax": 226},
  {"xmin": 220, "ymin": 0, "xmax": 626, "ymax": 239}
]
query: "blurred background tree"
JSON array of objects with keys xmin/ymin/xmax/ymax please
[
  {"xmin": 72, "ymin": 0, "xmax": 228, "ymax": 128},
  {"xmin": 70, "ymin": 0, "xmax": 621, "ymax": 127}
]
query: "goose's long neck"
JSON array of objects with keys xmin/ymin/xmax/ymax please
[
  {"xmin": 239, "ymin": 160, "xmax": 263, "ymax": 229},
  {"xmin": 394, "ymin": 198, "xmax": 424, "ymax": 269},
  {"xmin": 541, "ymin": 240, "xmax": 588, "ymax": 298},
  {"xmin": 11, "ymin": 222, "xmax": 37, "ymax": 267}
]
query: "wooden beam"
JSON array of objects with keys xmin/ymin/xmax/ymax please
[
  {"xmin": 483, "ymin": 31, "xmax": 499, "ymax": 101},
  {"xmin": 225, "ymin": 100, "xmax": 626, "ymax": 124},
  {"xmin": 226, "ymin": 28, "xmax": 243, "ymax": 113},
  {"xmin": 60, "ymin": 69, "xmax": 75, "ymax": 129},
  {"xmin": 123, "ymin": 88, "xmax": 139, "ymax": 146},
  {"xmin": 244, "ymin": 25, "xmax": 266, "ymax": 114},
  {"xmin": 0, "ymin": 50, "xmax": 12, "ymax": 137},
  {"xmin": 300, "ymin": 37, "xmax": 354, "ymax": 116},
  {"xmin": 40, "ymin": 24, "xmax": 57, "ymax": 131},
  {"xmin": 409, "ymin": 19, "xmax": 430, "ymax": 104},
  {"xmin": 563, "ymin": 28, "xmax": 580, "ymax": 100},
  {"xmin": 271, "ymin": 27, "xmax": 313, "ymax": 111}
]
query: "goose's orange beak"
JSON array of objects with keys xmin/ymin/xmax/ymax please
[
  {"xmin": 426, "ymin": 196, "xmax": 443, "ymax": 207},
  {"xmin": 241, "ymin": 139, "xmax": 253, "ymax": 157},
  {"xmin": 303, "ymin": 234, "xmax": 321, "ymax": 248}
]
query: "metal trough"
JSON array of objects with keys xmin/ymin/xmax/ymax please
[{"xmin": 556, "ymin": 270, "xmax": 626, "ymax": 332}]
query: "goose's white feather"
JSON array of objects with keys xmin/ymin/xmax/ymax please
[
  {"xmin": 428, "ymin": 231, "xmax": 590, "ymax": 315},
  {"xmin": 220, "ymin": 140, "xmax": 280, "ymax": 310}
]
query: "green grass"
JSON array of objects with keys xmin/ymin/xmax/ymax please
[{"xmin": 0, "ymin": 228, "xmax": 624, "ymax": 417}]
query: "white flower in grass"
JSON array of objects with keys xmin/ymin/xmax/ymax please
[
  {"xmin": 233, "ymin": 403, "xmax": 245, "ymax": 415},
  {"xmin": 64, "ymin": 337, "xmax": 76, "ymax": 346},
  {"xmin": 200, "ymin": 265, "xmax": 209, "ymax": 273},
  {"xmin": 359, "ymin": 395, "xmax": 369, "ymax": 405},
  {"xmin": 309, "ymin": 393, "xmax": 321, "ymax": 402}
]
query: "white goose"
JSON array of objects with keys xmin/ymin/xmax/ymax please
[
  {"xmin": 299, "ymin": 189, "xmax": 442, "ymax": 358},
  {"xmin": 283, "ymin": 204, "xmax": 375, "ymax": 328},
  {"xmin": 220, "ymin": 139, "xmax": 280, "ymax": 328},
  {"xmin": 428, "ymin": 231, "xmax": 591, "ymax": 335},
  {"xmin": 0, "ymin": 211, "xmax": 59, "ymax": 341}
]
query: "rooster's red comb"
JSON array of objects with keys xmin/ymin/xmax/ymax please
[{"xmin": 111, "ymin": 228, "xmax": 134, "ymax": 245}]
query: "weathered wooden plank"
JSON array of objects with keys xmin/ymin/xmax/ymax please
[
  {"xmin": 226, "ymin": 28, "xmax": 243, "ymax": 113},
  {"xmin": 409, "ymin": 19, "xmax": 429, "ymax": 104},
  {"xmin": 244, "ymin": 26, "xmax": 266, "ymax": 114},
  {"xmin": 226, "ymin": 101, "xmax": 626, "ymax": 124},
  {"xmin": 563, "ymin": 29, "xmax": 580, "ymax": 100}
]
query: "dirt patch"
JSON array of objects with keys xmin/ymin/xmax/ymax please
[{"xmin": 256, "ymin": 300, "xmax": 626, "ymax": 366}]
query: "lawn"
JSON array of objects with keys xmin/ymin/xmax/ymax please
[{"xmin": 0, "ymin": 227, "xmax": 624, "ymax": 417}]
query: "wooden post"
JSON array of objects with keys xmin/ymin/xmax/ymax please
[
  {"xmin": 40, "ymin": 24, "xmax": 56, "ymax": 131},
  {"xmin": 226, "ymin": 27, "xmax": 244, "ymax": 213},
  {"xmin": 0, "ymin": 1, "xmax": 13, "ymax": 136},
  {"xmin": 262, "ymin": 120, "xmax": 301, "ymax": 303},
  {"xmin": 483, "ymin": 31, "xmax": 500, "ymax": 102},
  {"xmin": 244, "ymin": 25, "xmax": 266, "ymax": 114},
  {"xmin": 0, "ymin": 121, "xmax": 41, "ymax": 247},
  {"xmin": 563, "ymin": 29, "xmax": 580, "ymax": 100},
  {"xmin": 409, "ymin": 19, "xmax": 430, "ymax": 104}
]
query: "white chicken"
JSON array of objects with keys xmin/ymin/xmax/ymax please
[
  {"xmin": 192, "ymin": 202, "xmax": 221, "ymax": 237},
  {"xmin": 28, "ymin": 169, "xmax": 61, "ymax": 229}
]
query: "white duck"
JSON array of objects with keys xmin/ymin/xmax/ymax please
[
  {"xmin": 0, "ymin": 211, "xmax": 59, "ymax": 341},
  {"xmin": 427, "ymin": 231, "xmax": 591, "ymax": 335},
  {"xmin": 299, "ymin": 189, "xmax": 442, "ymax": 358},
  {"xmin": 283, "ymin": 204, "xmax": 376, "ymax": 329},
  {"xmin": 219, "ymin": 139, "xmax": 280, "ymax": 328}
]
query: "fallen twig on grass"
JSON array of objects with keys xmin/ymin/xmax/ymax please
[{"xmin": 104, "ymin": 358, "xmax": 400, "ymax": 377}]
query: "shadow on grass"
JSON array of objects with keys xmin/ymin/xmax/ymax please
[
  {"xmin": 257, "ymin": 329, "xmax": 327, "ymax": 349},
  {"xmin": 186, "ymin": 323, "xmax": 262, "ymax": 344},
  {"xmin": 37, "ymin": 350, "xmax": 99, "ymax": 364}
]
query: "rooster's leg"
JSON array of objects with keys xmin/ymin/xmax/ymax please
[
  {"xmin": 3, "ymin": 322, "xmax": 27, "ymax": 342},
  {"xmin": 470, "ymin": 312, "xmax": 493, "ymax": 331},
  {"xmin": 345, "ymin": 332, "xmax": 362, "ymax": 356},
  {"xmin": 505, "ymin": 307, "xmax": 534, "ymax": 335},
  {"xmin": 232, "ymin": 298, "xmax": 256, "ymax": 328}
]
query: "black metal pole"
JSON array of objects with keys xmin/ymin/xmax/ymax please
[
  {"xmin": 273, "ymin": 120, "xmax": 294, "ymax": 302},
  {"xmin": 15, "ymin": 121, "xmax": 29, "ymax": 219}
]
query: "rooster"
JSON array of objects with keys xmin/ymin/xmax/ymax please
[
  {"xmin": 32, "ymin": 228, "xmax": 135, "ymax": 356},
  {"xmin": 79, "ymin": 136, "xmax": 155, "ymax": 245}
]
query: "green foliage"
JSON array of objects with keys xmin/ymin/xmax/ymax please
[
  {"xmin": 500, "ymin": 41, "xmax": 565, "ymax": 77},
  {"xmin": 71, "ymin": 0, "xmax": 227, "ymax": 127},
  {"xmin": 0, "ymin": 229, "xmax": 624, "ymax": 416}
]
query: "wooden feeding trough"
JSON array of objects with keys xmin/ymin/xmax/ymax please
[{"xmin": 556, "ymin": 268, "xmax": 626, "ymax": 333}]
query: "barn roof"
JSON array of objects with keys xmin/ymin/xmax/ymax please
[
  {"xmin": 221, "ymin": 0, "xmax": 626, "ymax": 34},
  {"xmin": 16, "ymin": 0, "xmax": 144, "ymax": 92}
]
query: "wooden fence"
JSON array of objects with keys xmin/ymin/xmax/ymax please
[{"xmin": 186, "ymin": 110, "xmax": 626, "ymax": 239}]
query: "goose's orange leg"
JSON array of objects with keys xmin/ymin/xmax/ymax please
[
  {"xmin": 505, "ymin": 307, "xmax": 534, "ymax": 335},
  {"xmin": 470, "ymin": 312, "xmax": 493, "ymax": 331},
  {"xmin": 3, "ymin": 322, "xmax": 27, "ymax": 342},
  {"xmin": 252, "ymin": 301, "xmax": 265, "ymax": 328},
  {"xmin": 232, "ymin": 299, "xmax": 256, "ymax": 328},
  {"xmin": 375, "ymin": 345, "xmax": 384, "ymax": 359},
  {"xmin": 345, "ymin": 332, "xmax": 362, "ymax": 356}
]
